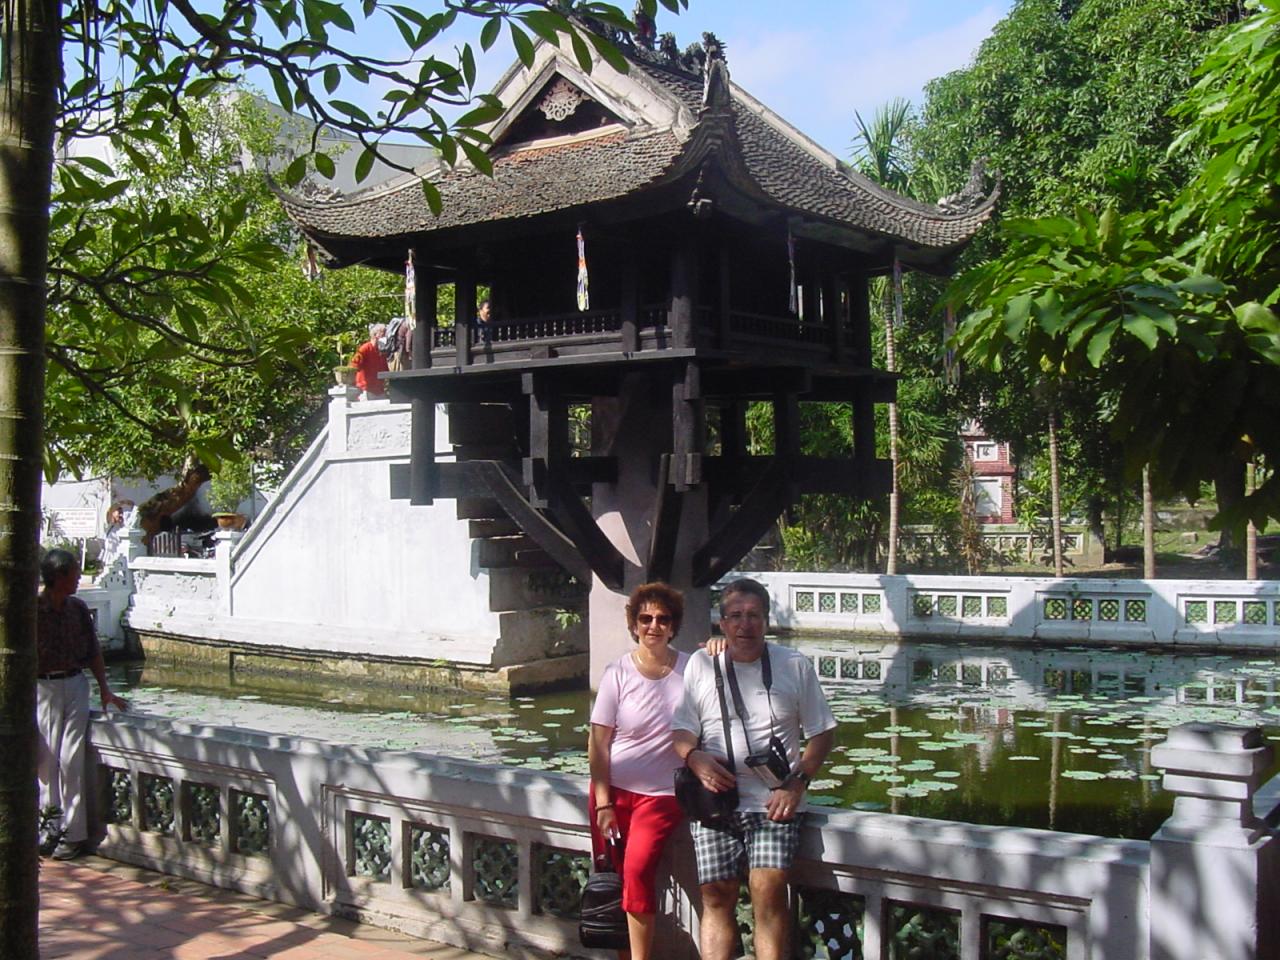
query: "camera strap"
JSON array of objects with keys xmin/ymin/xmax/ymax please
[
  {"xmin": 711, "ymin": 652, "xmax": 736, "ymax": 772},
  {"xmin": 724, "ymin": 644, "xmax": 775, "ymax": 758}
]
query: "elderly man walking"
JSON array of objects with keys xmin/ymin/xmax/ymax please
[
  {"xmin": 672, "ymin": 577, "xmax": 836, "ymax": 960},
  {"xmin": 37, "ymin": 549, "xmax": 128, "ymax": 859}
]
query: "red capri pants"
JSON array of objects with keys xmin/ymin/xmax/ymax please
[{"xmin": 589, "ymin": 787, "xmax": 684, "ymax": 914}]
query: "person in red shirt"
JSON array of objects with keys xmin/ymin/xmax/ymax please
[{"xmin": 352, "ymin": 323, "xmax": 389, "ymax": 400}]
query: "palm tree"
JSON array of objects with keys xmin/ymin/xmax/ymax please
[{"xmin": 851, "ymin": 98, "xmax": 912, "ymax": 573}]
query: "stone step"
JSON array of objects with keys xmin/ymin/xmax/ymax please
[
  {"xmin": 457, "ymin": 497, "xmax": 505, "ymax": 521},
  {"xmin": 469, "ymin": 518, "xmax": 522, "ymax": 539}
]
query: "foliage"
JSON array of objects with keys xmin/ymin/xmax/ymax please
[
  {"xmin": 913, "ymin": 0, "xmax": 1247, "ymax": 539},
  {"xmin": 46, "ymin": 94, "xmax": 405, "ymax": 481},
  {"xmin": 948, "ymin": 1, "xmax": 1280, "ymax": 529},
  {"xmin": 206, "ymin": 455, "xmax": 254, "ymax": 513},
  {"xmin": 3, "ymin": 4, "xmax": 684, "ymax": 955}
]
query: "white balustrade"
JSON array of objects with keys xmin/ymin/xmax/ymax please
[{"xmin": 86, "ymin": 714, "xmax": 1280, "ymax": 960}]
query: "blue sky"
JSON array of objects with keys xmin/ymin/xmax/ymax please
[{"xmin": 337, "ymin": 1, "xmax": 1014, "ymax": 159}]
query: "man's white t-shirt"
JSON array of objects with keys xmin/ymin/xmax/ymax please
[{"xmin": 672, "ymin": 644, "xmax": 837, "ymax": 812}]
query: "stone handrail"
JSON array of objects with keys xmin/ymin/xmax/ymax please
[
  {"xmin": 736, "ymin": 571, "xmax": 1280, "ymax": 650},
  {"xmin": 86, "ymin": 714, "xmax": 1279, "ymax": 959}
]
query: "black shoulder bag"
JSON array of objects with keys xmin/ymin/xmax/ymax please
[
  {"xmin": 673, "ymin": 653, "xmax": 740, "ymax": 823},
  {"xmin": 579, "ymin": 839, "xmax": 627, "ymax": 949}
]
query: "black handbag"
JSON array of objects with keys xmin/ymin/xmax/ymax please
[
  {"xmin": 674, "ymin": 653, "xmax": 740, "ymax": 824},
  {"xmin": 579, "ymin": 840, "xmax": 628, "ymax": 949}
]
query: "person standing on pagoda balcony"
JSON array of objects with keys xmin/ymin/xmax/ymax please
[
  {"xmin": 351, "ymin": 322, "xmax": 389, "ymax": 400},
  {"xmin": 474, "ymin": 299, "xmax": 494, "ymax": 346}
]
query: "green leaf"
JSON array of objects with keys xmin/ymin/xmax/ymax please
[
  {"xmin": 1121, "ymin": 313, "xmax": 1160, "ymax": 350},
  {"xmin": 509, "ymin": 22, "xmax": 535, "ymax": 67},
  {"xmin": 480, "ymin": 16, "xmax": 501, "ymax": 52},
  {"xmin": 586, "ymin": 30, "xmax": 629, "ymax": 73},
  {"xmin": 323, "ymin": 64, "xmax": 341, "ymax": 94},
  {"xmin": 1236, "ymin": 301, "xmax": 1280, "ymax": 335},
  {"xmin": 1086, "ymin": 319, "xmax": 1119, "ymax": 367},
  {"xmin": 284, "ymin": 155, "xmax": 309, "ymax": 186},
  {"xmin": 459, "ymin": 139, "xmax": 492, "ymax": 176},
  {"xmin": 353, "ymin": 147, "xmax": 375, "ymax": 184},
  {"xmin": 570, "ymin": 30, "xmax": 594, "ymax": 72},
  {"xmin": 461, "ymin": 43, "xmax": 477, "ymax": 89},
  {"xmin": 421, "ymin": 179, "xmax": 443, "ymax": 217},
  {"xmin": 455, "ymin": 103, "xmax": 504, "ymax": 129},
  {"xmin": 314, "ymin": 152, "xmax": 335, "ymax": 179},
  {"xmin": 1002, "ymin": 293, "xmax": 1033, "ymax": 341}
]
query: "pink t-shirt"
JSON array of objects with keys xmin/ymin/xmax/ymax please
[{"xmin": 591, "ymin": 649, "xmax": 689, "ymax": 796}]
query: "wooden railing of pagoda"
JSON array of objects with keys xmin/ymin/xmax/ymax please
[{"xmin": 423, "ymin": 301, "xmax": 837, "ymax": 364}]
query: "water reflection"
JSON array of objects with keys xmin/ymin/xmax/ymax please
[{"xmin": 108, "ymin": 638, "xmax": 1280, "ymax": 840}]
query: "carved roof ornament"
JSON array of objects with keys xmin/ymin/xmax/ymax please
[
  {"xmin": 937, "ymin": 158, "xmax": 993, "ymax": 214},
  {"xmin": 539, "ymin": 78, "xmax": 587, "ymax": 122},
  {"xmin": 633, "ymin": 1, "xmax": 655, "ymax": 50}
]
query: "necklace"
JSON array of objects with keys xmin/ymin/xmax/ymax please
[{"xmin": 632, "ymin": 647, "xmax": 675, "ymax": 680}]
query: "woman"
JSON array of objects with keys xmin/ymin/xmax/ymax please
[{"xmin": 588, "ymin": 582, "xmax": 719, "ymax": 960}]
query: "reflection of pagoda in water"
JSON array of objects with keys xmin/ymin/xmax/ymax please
[{"xmin": 790, "ymin": 639, "xmax": 1280, "ymax": 714}]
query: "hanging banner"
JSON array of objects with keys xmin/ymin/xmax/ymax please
[
  {"xmin": 892, "ymin": 256, "xmax": 905, "ymax": 329},
  {"xmin": 576, "ymin": 226, "xmax": 590, "ymax": 311},
  {"xmin": 787, "ymin": 225, "xmax": 798, "ymax": 315},
  {"xmin": 404, "ymin": 250, "xmax": 417, "ymax": 327}
]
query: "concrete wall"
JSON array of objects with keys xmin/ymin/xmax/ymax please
[
  {"xmin": 85, "ymin": 711, "xmax": 1151, "ymax": 960},
  {"xmin": 737, "ymin": 571, "xmax": 1280, "ymax": 650}
]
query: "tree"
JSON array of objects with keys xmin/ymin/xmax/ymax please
[
  {"xmin": 913, "ymin": 0, "xmax": 1247, "ymax": 554},
  {"xmin": 0, "ymin": 2, "xmax": 681, "ymax": 954},
  {"xmin": 947, "ymin": 1, "xmax": 1280, "ymax": 544}
]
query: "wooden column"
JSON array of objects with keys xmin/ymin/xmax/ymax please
[
  {"xmin": 672, "ymin": 361, "xmax": 704, "ymax": 491},
  {"xmin": 621, "ymin": 247, "xmax": 639, "ymax": 353},
  {"xmin": 523, "ymin": 371, "xmax": 566, "ymax": 509},
  {"xmin": 848, "ymin": 274, "xmax": 876, "ymax": 495},
  {"xmin": 455, "ymin": 272, "xmax": 476, "ymax": 367},
  {"xmin": 412, "ymin": 262, "xmax": 435, "ymax": 369},
  {"xmin": 669, "ymin": 236, "xmax": 698, "ymax": 349},
  {"xmin": 410, "ymin": 265, "xmax": 437, "ymax": 504},
  {"xmin": 718, "ymin": 243, "xmax": 732, "ymax": 349},
  {"xmin": 823, "ymin": 273, "xmax": 841, "ymax": 362}
]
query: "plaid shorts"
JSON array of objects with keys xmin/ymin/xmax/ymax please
[{"xmin": 689, "ymin": 812, "xmax": 803, "ymax": 884}]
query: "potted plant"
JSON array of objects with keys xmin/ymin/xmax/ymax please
[
  {"xmin": 207, "ymin": 458, "xmax": 254, "ymax": 530},
  {"xmin": 333, "ymin": 331, "xmax": 362, "ymax": 386}
]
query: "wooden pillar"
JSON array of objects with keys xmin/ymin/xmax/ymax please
[
  {"xmin": 718, "ymin": 243, "xmax": 732, "ymax": 349},
  {"xmin": 621, "ymin": 248, "xmax": 639, "ymax": 353},
  {"xmin": 523, "ymin": 372, "xmax": 566, "ymax": 509},
  {"xmin": 455, "ymin": 272, "xmax": 476, "ymax": 367},
  {"xmin": 824, "ymin": 273, "xmax": 841, "ymax": 362},
  {"xmin": 672, "ymin": 361, "xmax": 704, "ymax": 491},
  {"xmin": 849, "ymin": 274, "xmax": 876, "ymax": 494},
  {"xmin": 669, "ymin": 236, "xmax": 698, "ymax": 349},
  {"xmin": 412, "ymin": 262, "xmax": 435, "ymax": 369}
]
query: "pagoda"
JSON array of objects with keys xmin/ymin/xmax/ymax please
[{"xmin": 280, "ymin": 22, "xmax": 996, "ymax": 681}]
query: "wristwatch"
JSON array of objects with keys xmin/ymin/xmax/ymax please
[{"xmin": 789, "ymin": 769, "xmax": 811, "ymax": 787}]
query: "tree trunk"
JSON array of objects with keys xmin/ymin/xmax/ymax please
[
  {"xmin": 1048, "ymin": 407, "xmax": 1064, "ymax": 577},
  {"xmin": 1, "ymin": 0, "xmax": 60, "ymax": 954},
  {"xmin": 1246, "ymin": 460, "xmax": 1258, "ymax": 581},
  {"xmin": 1213, "ymin": 458, "xmax": 1247, "ymax": 565},
  {"xmin": 884, "ymin": 276, "xmax": 900, "ymax": 575},
  {"xmin": 1143, "ymin": 464, "xmax": 1156, "ymax": 579}
]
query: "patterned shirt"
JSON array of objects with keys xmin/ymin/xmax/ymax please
[{"xmin": 36, "ymin": 594, "xmax": 100, "ymax": 675}]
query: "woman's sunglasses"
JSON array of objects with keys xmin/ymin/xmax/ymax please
[{"xmin": 636, "ymin": 613, "xmax": 673, "ymax": 627}]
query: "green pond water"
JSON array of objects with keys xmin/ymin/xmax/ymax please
[{"xmin": 107, "ymin": 636, "xmax": 1280, "ymax": 840}]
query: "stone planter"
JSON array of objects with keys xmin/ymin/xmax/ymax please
[{"xmin": 212, "ymin": 512, "xmax": 247, "ymax": 531}]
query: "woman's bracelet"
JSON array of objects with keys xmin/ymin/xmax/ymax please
[{"xmin": 596, "ymin": 802, "xmax": 614, "ymax": 811}]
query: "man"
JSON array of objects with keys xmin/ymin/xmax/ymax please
[
  {"xmin": 37, "ymin": 549, "xmax": 128, "ymax": 859},
  {"xmin": 351, "ymin": 322, "xmax": 389, "ymax": 399},
  {"xmin": 475, "ymin": 299, "xmax": 493, "ymax": 345},
  {"xmin": 672, "ymin": 578, "xmax": 836, "ymax": 960}
]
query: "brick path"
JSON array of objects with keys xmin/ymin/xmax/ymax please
[{"xmin": 40, "ymin": 857, "xmax": 488, "ymax": 960}]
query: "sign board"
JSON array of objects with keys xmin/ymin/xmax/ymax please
[{"xmin": 48, "ymin": 507, "xmax": 99, "ymax": 539}]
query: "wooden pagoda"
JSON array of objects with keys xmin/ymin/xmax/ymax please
[{"xmin": 280, "ymin": 25, "xmax": 996, "ymax": 675}]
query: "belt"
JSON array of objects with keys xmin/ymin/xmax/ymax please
[{"xmin": 37, "ymin": 669, "xmax": 82, "ymax": 680}]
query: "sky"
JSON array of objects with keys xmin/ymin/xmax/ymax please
[{"xmin": 336, "ymin": 0, "xmax": 1016, "ymax": 160}]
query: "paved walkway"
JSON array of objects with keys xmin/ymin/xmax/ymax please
[{"xmin": 40, "ymin": 856, "xmax": 491, "ymax": 960}]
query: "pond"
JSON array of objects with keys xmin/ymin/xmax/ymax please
[{"xmin": 107, "ymin": 636, "xmax": 1280, "ymax": 840}]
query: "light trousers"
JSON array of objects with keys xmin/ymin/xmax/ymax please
[{"xmin": 37, "ymin": 672, "xmax": 91, "ymax": 843}]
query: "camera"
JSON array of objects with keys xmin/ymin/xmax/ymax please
[{"xmin": 744, "ymin": 735, "xmax": 791, "ymax": 789}]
